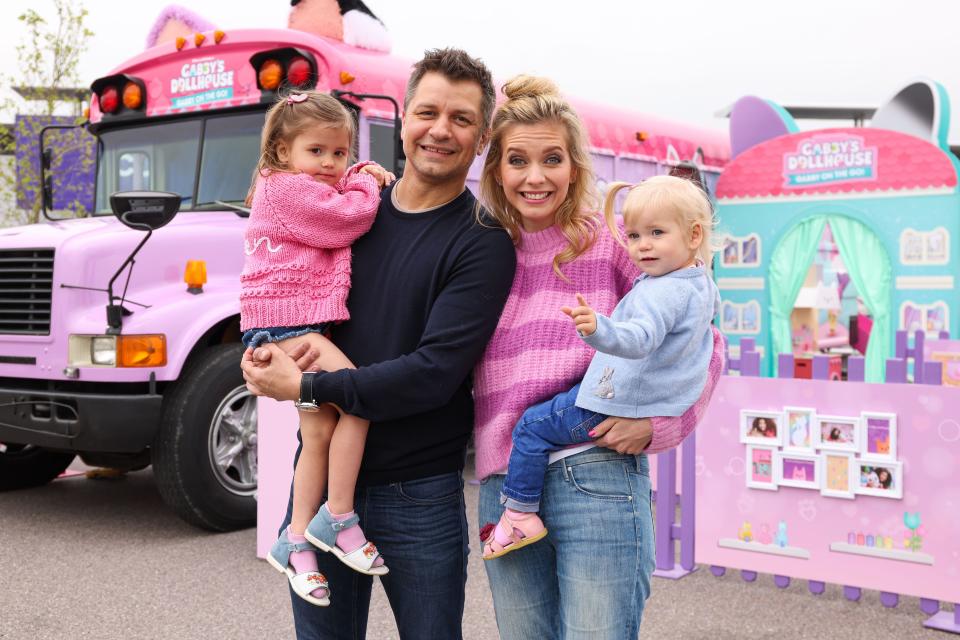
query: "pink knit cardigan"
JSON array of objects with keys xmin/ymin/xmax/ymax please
[
  {"xmin": 240, "ymin": 166, "xmax": 379, "ymax": 331},
  {"xmin": 473, "ymin": 222, "xmax": 726, "ymax": 480}
]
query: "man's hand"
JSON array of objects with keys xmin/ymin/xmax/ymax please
[
  {"xmin": 240, "ymin": 343, "xmax": 301, "ymax": 401},
  {"xmin": 359, "ymin": 163, "xmax": 396, "ymax": 188},
  {"xmin": 589, "ymin": 416, "xmax": 652, "ymax": 454},
  {"xmin": 561, "ymin": 293, "xmax": 598, "ymax": 337}
]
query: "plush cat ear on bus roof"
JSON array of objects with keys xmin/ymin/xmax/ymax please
[
  {"xmin": 289, "ymin": 0, "xmax": 392, "ymax": 53},
  {"xmin": 146, "ymin": 5, "xmax": 217, "ymax": 49},
  {"xmin": 871, "ymin": 78, "xmax": 951, "ymax": 151},
  {"xmin": 727, "ymin": 96, "xmax": 798, "ymax": 158}
]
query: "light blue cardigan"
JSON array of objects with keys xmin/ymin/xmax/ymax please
[{"xmin": 576, "ymin": 265, "xmax": 720, "ymax": 418}]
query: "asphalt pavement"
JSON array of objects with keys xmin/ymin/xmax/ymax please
[{"xmin": 0, "ymin": 460, "xmax": 951, "ymax": 639}]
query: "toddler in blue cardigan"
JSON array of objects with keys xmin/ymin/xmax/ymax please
[{"xmin": 483, "ymin": 175, "xmax": 720, "ymax": 559}]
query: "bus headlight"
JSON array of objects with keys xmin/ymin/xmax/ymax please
[
  {"xmin": 91, "ymin": 336, "xmax": 117, "ymax": 365},
  {"xmin": 69, "ymin": 334, "xmax": 167, "ymax": 368}
]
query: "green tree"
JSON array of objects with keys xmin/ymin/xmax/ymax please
[{"xmin": 1, "ymin": 0, "xmax": 94, "ymax": 227}]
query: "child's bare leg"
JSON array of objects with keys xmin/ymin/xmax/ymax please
[
  {"xmin": 290, "ymin": 406, "xmax": 337, "ymax": 535},
  {"xmin": 292, "ymin": 334, "xmax": 384, "ymax": 567}
]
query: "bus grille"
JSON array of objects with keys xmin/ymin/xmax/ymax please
[{"xmin": 0, "ymin": 249, "xmax": 54, "ymax": 335}]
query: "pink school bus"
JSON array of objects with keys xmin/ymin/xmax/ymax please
[{"xmin": 0, "ymin": 27, "xmax": 729, "ymax": 531}]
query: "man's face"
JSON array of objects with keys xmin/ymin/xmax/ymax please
[{"xmin": 401, "ymin": 72, "xmax": 487, "ymax": 186}]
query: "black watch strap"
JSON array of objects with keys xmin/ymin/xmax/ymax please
[{"xmin": 296, "ymin": 372, "xmax": 320, "ymax": 411}]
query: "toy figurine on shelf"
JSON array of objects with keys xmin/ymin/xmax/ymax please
[
  {"xmin": 757, "ymin": 523, "xmax": 773, "ymax": 545},
  {"xmin": 904, "ymin": 512, "xmax": 924, "ymax": 552},
  {"xmin": 738, "ymin": 521, "xmax": 753, "ymax": 543},
  {"xmin": 775, "ymin": 521, "xmax": 788, "ymax": 548}
]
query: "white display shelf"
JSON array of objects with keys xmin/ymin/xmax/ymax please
[
  {"xmin": 717, "ymin": 538, "xmax": 811, "ymax": 559},
  {"xmin": 829, "ymin": 542, "xmax": 934, "ymax": 565}
]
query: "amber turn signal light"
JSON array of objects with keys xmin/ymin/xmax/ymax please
[{"xmin": 118, "ymin": 335, "xmax": 167, "ymax": 368}]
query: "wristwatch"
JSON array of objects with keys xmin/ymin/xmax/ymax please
[{"xmin": 295, "ymin": 372, "xmax": 321, "ymax": 412}]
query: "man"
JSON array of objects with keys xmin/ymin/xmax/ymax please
[{"xmin": 242, "ymin": 48, "xmax": 516, "ymax": 639}]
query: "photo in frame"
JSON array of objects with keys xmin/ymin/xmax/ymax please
[
  {"xmin": 774, "ymin": 451, "xmax": 820, "ymax": 490},
  {"xmin": 740, "ymin": 410, "xmax": 784, "ymax": 446},
  {"xmin": 860, "ymin": 412, "xmax": 897, "ymax": 460},
  {"xmin": 783, "ymin": 406, "xmax": 816, "ymax": 452},
  {"xmin": 821, "ymin": 452, "xmax": 855, "ymax": 499},
  {"xmin": 746, "ymin": 445, "xmax": 778, "ymax": 491},
  {"xmin": 815, "ymin": 415, "xmax": 860, "ymax": 452},
  {"xmin": 855, "ymin": 461, "xmax": 903, "ymax": 499}
]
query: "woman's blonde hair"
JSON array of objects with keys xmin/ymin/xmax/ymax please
[
  {"xmin": 603, "ymin": 175, "xmax": 717, "ymax": 269},
  {"xmin": 479, "ymin": 75, "xmax": 599, "ymax": 280},
  {"xmin": 245, "ymin": 90, "xmax": 356, "ymax": 205}
]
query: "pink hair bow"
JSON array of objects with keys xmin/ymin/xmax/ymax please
[{"xmin": 287, "ymin": 92, "xmax": 308, "ymax": 105}]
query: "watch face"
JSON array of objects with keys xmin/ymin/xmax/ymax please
[{"xmin": 295, "ymin": 401, "xmax": 322, "ymax": 413}]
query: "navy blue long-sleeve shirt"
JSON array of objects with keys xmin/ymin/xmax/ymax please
[{"xmin": 310, "ymin": 184, "xmax": 516, "ymax": 485}]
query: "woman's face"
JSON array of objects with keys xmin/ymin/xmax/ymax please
[
  {"xmin": 878, "ymin": 469, "xmax": 889, "ymax": 482},
  {"xmin": 497, "ymin": 121, "xmax": 575, "ymax": 232}
]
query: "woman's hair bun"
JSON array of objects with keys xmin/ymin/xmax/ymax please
[{"xmin": 502, "ymin": 74, "xmax": 560, "ymax": 100}]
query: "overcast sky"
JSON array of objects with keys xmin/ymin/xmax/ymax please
[{"xmin": 1, "ymin": 1, "xmax": 957, "ymax": 141}]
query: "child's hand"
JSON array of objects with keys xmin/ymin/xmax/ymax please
[
  {"xmin": 561, "ymin": 293, "xmax": 597, "ymax": 336},
  {"xmin": 360, "ymin": 163, "xmax": 396, "ymax": 188}
]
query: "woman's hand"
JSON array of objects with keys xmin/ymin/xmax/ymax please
[
  {"xmin": 561, "ymin": 293, "xmax": 597, "ymax": 337},
  {"xmin": 590, "ymin": 416, "xmax": 652, "ymax": 454},
  {"xmin": 240, "ymin": 344, "xmax": 301, "ymax": 401},
  {"xmin": 360, "ymin": 163, "xmax": 396, "ymax": 188}
]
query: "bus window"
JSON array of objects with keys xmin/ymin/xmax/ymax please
[
  {"xmin": 95, "ymin": 120, "xmax": 201, "ymax": 213},
  {"xmin": 367, "ymin": 119, "xmax": 396, "ymax": 172},
  {"xmin": 196, "ymin": 112, "xmax": 264, "ymax": 206}
]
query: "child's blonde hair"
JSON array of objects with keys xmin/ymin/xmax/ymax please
[
  {"xmin": 245, "ymin": 90, "xmax": 356, "ymax": 204},
  {"xmin": 603, "ymin": 175, "xmax": 716, "ymax": 268},
  {"xmin": 479, "ymin": 75, "xmax": 600, "ymax": 280}
]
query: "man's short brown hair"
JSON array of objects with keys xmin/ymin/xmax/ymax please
[{"xmin": 405, "ymin": 48, "xmax": 496, "ymax": 133}]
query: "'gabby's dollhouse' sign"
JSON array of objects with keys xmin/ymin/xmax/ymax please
[{"xmin": 782, "ymin": 134, "xmax": 878, "ymax": 188}]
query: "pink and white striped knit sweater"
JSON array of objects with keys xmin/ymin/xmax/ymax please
[
  {"xmin": 240, "ymin": 165, "xmax": 379, "ymax": 331},
  {"xmin": 473, "ymin": 222, "xmax": 726, "ymax": 480}
]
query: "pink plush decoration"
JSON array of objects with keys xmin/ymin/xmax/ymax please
[{"xmin": 147, "ymin": 5, "xmax": 216, "ymax": 49}]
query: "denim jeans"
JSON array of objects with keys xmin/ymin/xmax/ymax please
[
  {"xmin": 501, "ymin": 383, "xmax": 606, "ymax": 512},
  {"xmin": 480, "ymin": 448, "xmax": 655, "ymax": 640},
  {"xmin": 279, "ymin": 469, "xmax": 468, "ymax": 639},
  {"xmin": 241, "ymin": 323, "xmax": 331, "ymax": 349}
]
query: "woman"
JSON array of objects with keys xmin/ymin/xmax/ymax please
[{"xmin": 473, "ymin": 75, "xmax": 725, "ymax": 639}]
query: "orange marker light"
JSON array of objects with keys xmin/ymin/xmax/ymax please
[
  {"xmin": 184, "ymin": 260, "xmax": 207, "ymax": 294},
  {"xmin": 175, "ymin": 36, "xmax": 187, "ymax": 51},
  {"xmin": 259, "ymin": 59, "xmax": 283, "ymax": 90},
  {"xmin": 339, "ymin": 71, "xmax": 355, "ymax": 85},
  {"xmin": 636, "ymin": 131, "xmax": 648, "ymax": 142},
  {"xmin": 117, "ymin": 335, "xmax": 167, "ymax": 368},
  {"xmin": 82, "ymin": 105, "xmax": 90, "ymax": 120},
  {"xmin": 122, "ymin": 82, "xmax": 142, "ymax": 110},
  {"xmin": 214, "ymin": 30, "xmax": 225, "ymax": 44},
  {"xmin": 194, "ymin": 33, "xmax": 206, "ymax": 47}
]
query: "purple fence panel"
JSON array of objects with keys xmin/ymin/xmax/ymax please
[
  {"xmin": 885, "ymin": 359, "xmax": 907, "ymax": 383},
  {"xmin": 777, "ymin": 354, "xmax": 794, "ymax": 378},
  {"xmin": 812, "ymin": 355, "xmax": 830, "ymax": 380},
  {"xmin": 847, "ymin": 357, "xmax": 865, "ymax": 382},
  {"xmin": 740, "ymin": 351, "xmax": 761, "ymax": 377},
  {"xmin": 923, "ymin": 362, "xmax": 943, "ymax": 386}
]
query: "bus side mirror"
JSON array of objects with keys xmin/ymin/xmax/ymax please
[{"xmin": 110, "ymin": 191, "xmax": 181, "ymax": 231}]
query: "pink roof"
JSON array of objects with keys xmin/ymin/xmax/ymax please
[{"xmin": 716, "ymin": 127, "xmax": 957, "ymax": 200}]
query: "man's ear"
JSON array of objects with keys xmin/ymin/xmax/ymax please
[{"xmin": 477, "ymin": 128, "xmax": 491, "ymax": 156}]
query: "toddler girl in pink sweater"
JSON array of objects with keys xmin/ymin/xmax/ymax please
[{"xmin": 241, "ymin": 91, "xmax": 393, "ymax": 606}]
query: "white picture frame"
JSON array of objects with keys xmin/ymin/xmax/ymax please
[
  {"xmin": 783, "ymin": 406, "xmax": 816, "ymax": 452},
  {"xmin": 815, "ymin": 414, "xmax": 860, "ymax": 453},
  {"xmin": 821, "ymin": 451, "xmax": 856, "ymax": 499},
  {"xmin": 740, "ymin": 410, "xmax": 785, "ymax": 446},
  {"xmin": 774, "ymin": 451, "xmax": 820, "ymax": 490},
  {"xmin": 746, "ymin": 445, "xmax": 778, "ymax": 491},
  {"xmin": 860, "ymin": 412, "xmax": 898, "ymax": 461},
  {"xmin": 855, "ymin": 460, "xmax": 903, "ymax": 499},
  {"xmin": 899, "ymin": 226, "xmax": 950, "ymax": 265}
]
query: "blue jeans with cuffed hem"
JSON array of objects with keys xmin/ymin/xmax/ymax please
[
  {"xmin": 279, "ymin": 467, "xmax": 468, "ymax": 640},
  {"xmin": 480, "ymin": 448, "xmax": 656, "ymax": 640},
  {"xmin": 501, "ymin": 383, "xmax": 606, "ymax": 513}
]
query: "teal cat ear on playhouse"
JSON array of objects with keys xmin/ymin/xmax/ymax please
[
  {"xmin": 870, "ymin": 78, "xmax": 951, "ymax": 152},
  {"xmin": 728, "ymin": 96, "xmax": 799, "ymax": 158}
]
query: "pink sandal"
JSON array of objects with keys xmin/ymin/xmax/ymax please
[{"xmin": 481, "ymin": 511, "xmax": 548, "ymax": 560}]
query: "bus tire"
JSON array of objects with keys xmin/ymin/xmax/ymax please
[
  {"xmin": 153, "ymin": 343, "xmax": 258, "ymax": 532},
  {"xmin": 0, "ymin": 444, "xmax": 75, "ymax": 490}
]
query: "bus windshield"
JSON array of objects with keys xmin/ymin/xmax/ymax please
[{"xmin": 94, "ymin": 111, "xmax": 264, "ymax": 214}]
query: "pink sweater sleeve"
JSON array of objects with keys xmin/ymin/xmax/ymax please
[
  {"xmin": 645, "ymin": 327, "xmax": 726, "ymax": 454},
  {"xmin": 263, "ymin": 171, "xmax": 380, "ymax": 249}
]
